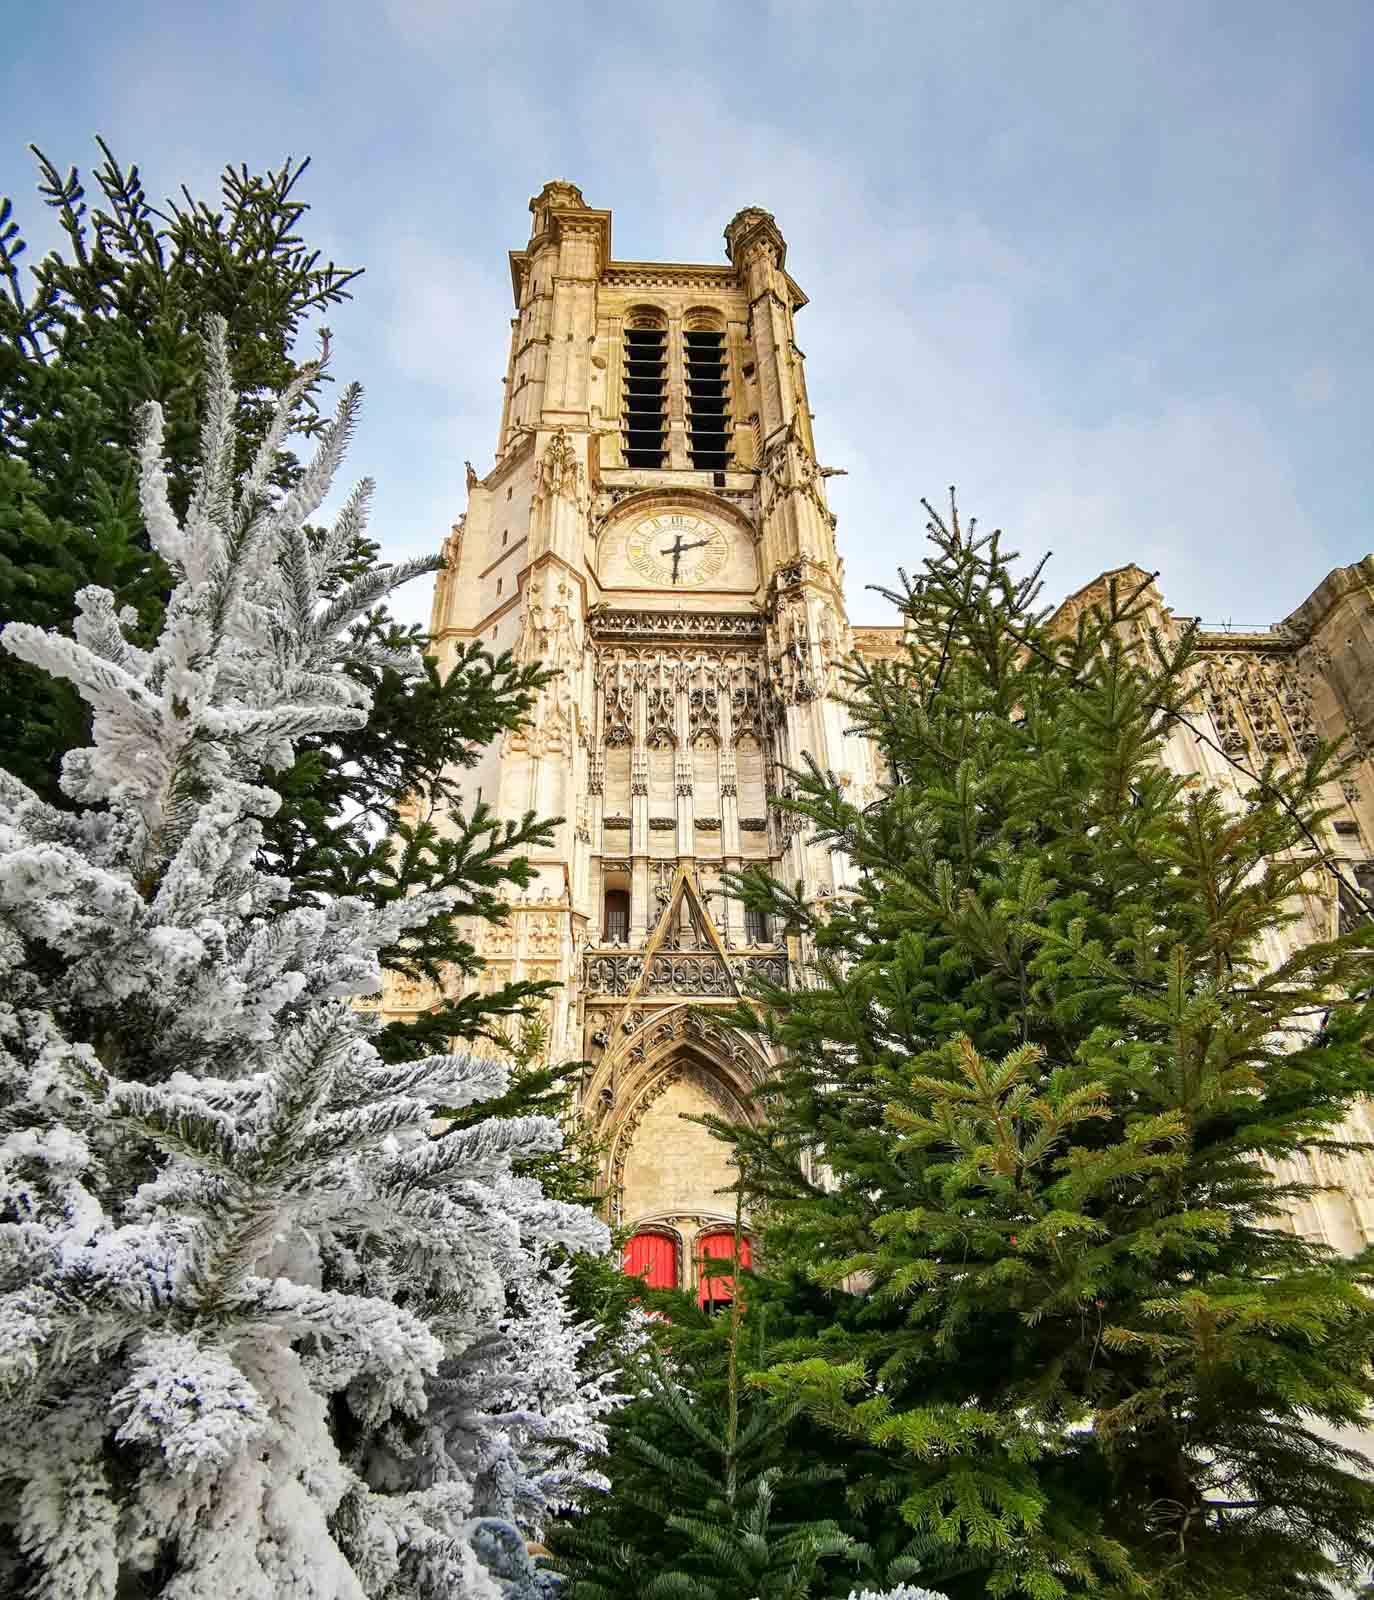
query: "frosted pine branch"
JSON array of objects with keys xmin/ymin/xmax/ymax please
[{"xmin": 0, "ymin": 320, "xmax": 616, "ymax": 1599}]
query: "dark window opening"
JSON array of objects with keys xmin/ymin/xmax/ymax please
[
  {"xmin": 744, "ymin": 905, "xmax": 770, "ymax": 945},
  {"xmin": 685, "ymin": 329, "xmax": 732, "ymax": 470},
  {"xmin": 604, "ymin": 888, "xmax": 630, "ymax": 944},
  {"xmin": 623, "ymin": 326, "xmax": 667, "ymax": 468}
]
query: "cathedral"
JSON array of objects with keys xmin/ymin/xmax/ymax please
[{"xmin": 381, "ymin": 181, "xmax": 1374, "ymax": 1299}]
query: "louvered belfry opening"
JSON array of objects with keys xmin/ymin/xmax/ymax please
[
  {"xmin": 622, "ymin": 323, "xmax": 668, "ymax": 467},
  {"xmin": 684, "ymin": 327, "xmax": 732, "ymax": 470}
]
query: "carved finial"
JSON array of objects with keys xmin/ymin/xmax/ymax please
[
  {"xmin": 535, "ymin": 179, "xmax": 586, "ymax": 210},
  {"xmin": 528, "ymin": 180, "xmax": 588, "ymax": 239},
  {"xmin": 724, "ymin": 206, "xmax": 786, "ymax": 268}
]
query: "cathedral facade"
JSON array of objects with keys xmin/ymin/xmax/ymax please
[{"xmin": 384, "ymin": 181, "xmax": 1374, "ymax": 1295}]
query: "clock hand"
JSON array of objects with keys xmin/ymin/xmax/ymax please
[{"xmin": 658, "ymin": 533, "xmax": 713, "ymax": 584}]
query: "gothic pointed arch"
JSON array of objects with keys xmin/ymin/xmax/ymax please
[{"xmin": 603, "ymin": 1027, "xmax": 764, "ymax": 1230}]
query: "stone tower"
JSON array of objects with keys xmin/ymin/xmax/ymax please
[
  {"xmin": 407, "ymin": 181, "xmax": 873, "ymax": 1297},
  {"xmin": 387, "ymin": 180, "xmax": 1374, "ymax": 1292}
]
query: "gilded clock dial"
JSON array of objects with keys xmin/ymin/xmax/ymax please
[{"xmin": 624, "ymin": 513, "xmax": 730, "ymax": 587}]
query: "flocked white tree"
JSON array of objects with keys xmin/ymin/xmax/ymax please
[{"xmin": 0, "ymin": 320, "xmax": 619, "ymax": 1599}]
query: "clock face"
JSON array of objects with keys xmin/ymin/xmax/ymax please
[{"xmin": 624, "ymin": 513, "xmax": 730, "ymax": 588}]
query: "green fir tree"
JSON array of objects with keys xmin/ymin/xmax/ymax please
[
  {"xmin": 720, "ymin": 497, "xmax": 1374, "ymax": 1600},
  {"xmin": 0, "ymin": 141, "xmax": 360, "ymax": 798},
  {"xmin": 0, "ymin": 139, "xmax": 559, "ymax": 1059},
  {"xmin": 550, "ymin": 1200, "xmax": 873, "ymax": 1600}
]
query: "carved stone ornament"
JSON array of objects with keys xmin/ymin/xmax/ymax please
[
  {"xmin": 582, "ymin": 951, "xmax": 787, "ymax": 999},
  {"xmin": 695, "ymin": 817, "xmax": 721, "ymax": 830},
  {"xmin": 603, "ymin": 679, "xmax": 633, "ymax": 747},
  {"xmin": 730, "ymin": 666, "xmax": 772, "ymax": 742},
  {"xmin": 760, "ymin": 420, "xmax": 836, "ymax": 530},
  {"xmin": 738, "ymin": 817, "xmax": 768, "ymax": 832},
  {"xmin": 646, "ymin": 686, "xmax": 676, "ymax": 748},
  {"xmin": 604, "ymin": 814, "xmax": 631, "ymax": 829},
  {"xmin": 649, "ymin": 816, "xmax": 675, "ymax": 831},
  {"xmin": 1201, "ymin": 650, "xmax": 1327, "ymax": 763},
  {"xmin": 589, "ymin": 608, "xmax": 765, "ymax": 643},
  {"xmin": 537, "ymin": 428, "xmax": 585, "ymax": 505},
  {"xmin": 689, "ymin": 685, "xmax": 721, "ymax": 744},
  {"xmin": 719, "ymin": 749, "xmax": 738, "ymax": 796},
  {"xmin": 1200, "ymin": 659, "xmax": 1251, "ymax": 755}
]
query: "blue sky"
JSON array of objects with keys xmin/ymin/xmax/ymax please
[{"xmin": 3, "ymin": 0, "xmax": 1371, "ymax": 631}]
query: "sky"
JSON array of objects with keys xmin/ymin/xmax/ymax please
[{"xmin": 3, "ymin": 0, "xmax": 1371, "ymax": 632}]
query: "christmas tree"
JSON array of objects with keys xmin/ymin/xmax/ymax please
[
  {"xmin": 0, "ymin": 140, "xmax": 561, "ymax": 1064},
  {"xmin": 723, "ymin": 498, "xmax": 1374, "ymax": 1599},
  {"xmin": 0, "ymin": 321, "xmax": 618, "ymax": 1598}
]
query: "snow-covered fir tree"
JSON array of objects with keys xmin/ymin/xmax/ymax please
[{"xmin": 0, "ymin": 320, "xmax": 620, "ymax": 1600}]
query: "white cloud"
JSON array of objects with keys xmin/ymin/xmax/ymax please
[{"xmin": 10, "ymin": 0, "xmax": 1366, "ymax": 636}]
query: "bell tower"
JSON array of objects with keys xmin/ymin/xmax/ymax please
[{"xmin": 411, "ymin": 182, "xmax": 875, "ymax": 1297}]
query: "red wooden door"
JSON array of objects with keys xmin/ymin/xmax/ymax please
[
  {"xmin": 696, "ymin": 1231, "xmax": 752, "ymax": 1306},
  {"xmin": 623, "ymin": 1231, "xmax": 678, "ymax": 1289}
]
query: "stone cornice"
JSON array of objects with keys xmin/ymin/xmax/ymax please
[
  {"xmin": 852, "ymin": 625, "xmax": 904, "ymax": 660},
  {"xmin": 1192, "ymin": 629, "xmax": 1294, "ymax": 656},
  {"xmin": 602, "ymin": 261, "xmax": 743, "ymax": 294}
]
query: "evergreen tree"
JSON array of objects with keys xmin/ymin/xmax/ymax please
[
  {"xmin": 0, "ymin": 137, "xmax": 559, "ymax": 1060},
  {"xmin": 722, "ymin": 498, "xmax": 1374, "ymax": 1600},
  {"xmin": 550, "ymin": 1207, "xmax": 870, "ymax": 1600},
  {"xmin": 0, "ymin": 141, "xmax": 359, "ymax": 799},
  {"xmin": 0, "ymin": 321, "xmax": 616, "ymax": 1598}
]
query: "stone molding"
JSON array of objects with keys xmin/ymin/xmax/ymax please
[
  {"xmin": 603, "ymin": 263, "xmax": 740, "ymax": 292},
  {"xmin": 588, "ymin": 608, "xmax": 765, "ymax": 643}
]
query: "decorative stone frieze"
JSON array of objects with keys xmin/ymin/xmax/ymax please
[{"xmin": 589, "ymin": 608, "xmax": 765, "ymax": 643}]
